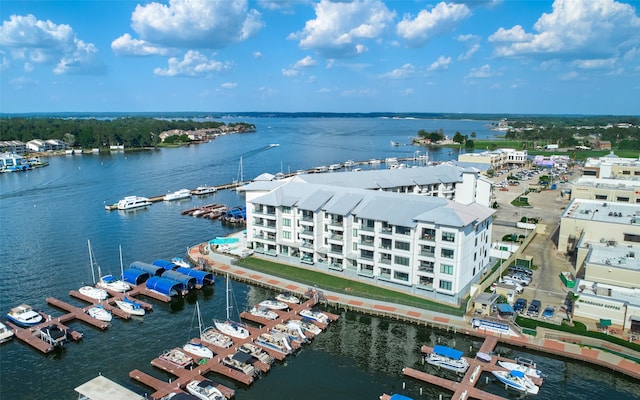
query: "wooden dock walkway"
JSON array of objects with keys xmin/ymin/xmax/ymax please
[
  {"xmin": 4, "ymin": 309, "xmax": 84, "ymax": 354},
  {"xmin": 402, "ymin": 336, "xmax": 544, "ymax": 400}
]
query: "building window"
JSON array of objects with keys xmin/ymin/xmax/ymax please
[
  {"xmin": 441, "ymin": 232, "xmax": 455, "ymax": 242},
  {"xmin": 440, "ymin": 264, "xmax": 453, "ymax": 274},
  {"xmin": 422, "ymin": 228, "xmax": 436, "ymax": 240},
  {"xmin": 394, "ymin": 255, "xmax": 410, "ymax": 266},
  {"xmin": 616, "ymin": 196, "xmax": 630, "ymax": 202},
  {"xmin": 282, "ymin": 231, "xmax": 291, "ymax": 240},
  {"xmin": 622, "ymin": 170, "xmax": 631, "ymax": 175},
  {"xmin": 395, "ymin": 226, "xmax": 410, "ymax": 235},
  {"xmin": 394, "ymin": 271, "xmax": 409, "ymax": 282},
  {"xmin": 624, "ymin": 233, "xmax": 640, "ymax": 243},
  {"xmin": 595, "ymin": 194, "xmax": 608, "ymax": 200},
  {"xmin": 395, "ymin": 241, "xmax": 410, "ymax": 251},
  {"xmin": 439, "ymin": 280, "xmax": 452, "ymax": 290},
  {"xmin": 441, "ymin": 248, "xmax": 454, "ymax": 259},
  {"xmin": 282, "ymin": 206, "xmax": 291, "ymax": 214},
  {"xmin": 282, "ymin": 218, "xmax": 291, "ymax": 227}
]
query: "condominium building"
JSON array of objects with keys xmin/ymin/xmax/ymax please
[
  {"xmin": 244, "ymin": 180, "xmax": 494, "ymax": 305},
  {"xmin": 457, "ymin": 148, "xmax": 528, "ymax": 171}
]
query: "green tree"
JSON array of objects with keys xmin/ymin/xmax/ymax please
[{"xmin": 465, "ymin": 139, "xmax": 475, "ymax": 150}]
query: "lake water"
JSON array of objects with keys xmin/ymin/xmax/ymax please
[{"xmin": 0, "ymin": 116, "xmax": 638, "ymax": 399}]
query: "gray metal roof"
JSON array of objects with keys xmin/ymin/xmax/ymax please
[
  {"xmin": 74, "ymin": 375, "xmax": 145, "ymax": 400},
  {"xmin": 323, "ymin": 193, "xmax": 364, "ymax": 216}
]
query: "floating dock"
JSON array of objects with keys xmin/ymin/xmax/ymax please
[
  {"xmin": 129, "ymin": 292, "xmax": 338, "ymax": 399},
  {"xmin": 4, "ymin": 309, "xmax": 83, "ymax": 354}
]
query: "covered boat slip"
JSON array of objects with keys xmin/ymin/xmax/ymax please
[
  {"xmin": 175, "ymin": 267, "xmax": 214, "ymax": 286},
  {"xmin": 432, "ymin": 345, "xmax": 464, "ymax": 360},
  {"xmin": 75, "ymin": 375, "xmax": 144, "ymax": 400},
  {"xmin": 130, "ymin": 261, "xmax": 165, "ymax": 276},
  {"xmin": 145, "ymin": 276, "xmax": 185, "ymax": 297},
  {"xmin": 161, "ymin": 270, "xmax": 196, "ymax": 290},
  {"xmin": 122, "ymin": 268, "xmax": 150, "ymax": 285}
]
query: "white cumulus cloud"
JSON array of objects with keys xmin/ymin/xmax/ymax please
[
  {"xmin": 465, "ymin": 64, "xmax": 500, "ymax": 79},
  {"xmin": 0, "ymin": 14, "xmax": 105, "ymax": 74},
  {"xmin": 289, "ymin": 0, "xmax": 395, "ymax": 58},
  {"xmin": 428, "ymin": 55, "xmax": 452, "ymax": 71},
  {"xmin": 112, "ymin": 0, "xmax": 263, "ymax": 56},
  {"xmin": 397, "ymin": 2, "xmax": 471, "ymax": 47},
  {"xmin": 378, "ymin": 63, "xmax": 416, "ymax": 79},
  {"xmin": 293, "ymin": 55, "xmax": 317, "ymax": 68},
  {"xmin": 489, "ymin": 0, "xmax": 640, "ymax": 60},
  {"xmin": 153, "ymin": 50, "xmax": 232, "ymax": 77}
]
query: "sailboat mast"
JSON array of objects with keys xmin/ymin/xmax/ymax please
[
  {"xmin": 196, "ymin": 301, "xmax": 203, "ymax": 335},
  {"xmin": 119, "ymin": 245, "xmax": 124, "ymax": 279},
  {"xmin": 87, "ymin": 239, "xmax": 96, "ymax": 284},
  {"xmin": 226, "ymin": 274, "xmax": 231, "ymax": 320}
]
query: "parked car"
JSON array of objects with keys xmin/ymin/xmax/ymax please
[
  {"xmin": 513, "ymin": 298, "xmax": 528, "ymax": 313},
  {"xmin": 508, "ymin": 265, "xmax": 533, "ymax": 276},
  {"xmin": 527, "ymin": 299, "xmax": 541, "ymax": 317},
  {"xmin": 507, "ymin": 273, "xmax": 531, "ymax": 286},
  {"xmin": 500, "ymin": 279, "xmax": 524, "ymax": 294},
  {"xmin": 542, "ymin": 306, "xmax": 555, "ymax": 319}
]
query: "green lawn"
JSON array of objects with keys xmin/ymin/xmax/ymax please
[{"xmin": 236, "ymin": 257, "xmax": 466, "ymax": 316}]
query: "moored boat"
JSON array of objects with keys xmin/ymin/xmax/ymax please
[
  {"xmin": 299, "ymin": 308, "xmax": 329, "ymax": 324},
  {"xmin": 117, "ymin": 196, "xmax": 151, "ymax": 210},
  {"xmin": 37, "ymin": 324, "xmax": 69, "ymax": 348},
  {"xmin": 287, "ymin": 318, "xmax": 322, "ymax": 335},
  {"xmin": 492, "ymin": 369, "xmax": 539, "ymax": 394},
  {"xmin": 192, "ymin": 185, "xmax": 217, "ymax": 195},
  {"xmin": 214, "ymin": 275, "xmax": 250, "ymax": 339},
  {"xmin": 272, "ymin": 322, "xmax": 307, "ymax": 343},
  {"xmin": 249, "ymin": 306, "xmax": 278, "ymax": 320},
  {"xmin": 0, "ymin": 321, "xmax": 15, "ymax": 343},
  {"xmin": 239, "ymin": 343, "xmax": 274, "ymax": 364},
  {"xmin": 183, "ymin": 340, "xmax": 214, "ymax": 359},
  {"xmin": 171, "ymin": 257, "xmax": 192, "ymax": 269},
  {"xmin": 114, "ymin": 296, "xmax": 145, "ymax": 316},
  {"xmin": 86, "ymin": 305, "xmax": 113, "ymax": 322},
  {"xmin": 275, "ymin": 292, "xmax": 300, "ymax": 304},
  {"xmin": 164, "ymin": 189, "xmax": 192, "ymax": 201},
  {"xmin": 425, "ymin": 345, "xmax": 470, "ymax": 374},
  {"xmin": 97, "ymin": 274, "xmax": 131, "ymax": 292},
  {"xmin": 159, "ymin": 348, "xmax": 194, "ymax": 368},
  {"xmin": 498, "ymin": 357, "xmax": 543, "ymax": 380},
  {"xmin": 6, "ymin": 304, "xmax": 43, "ymax": 327},
  {"xmin": 255, "ymin": 332, "xmax": 292, "ymax": 354},
  {"xmin": 201, "ymin": 327, "xmax": 234, "ymax": 348},
  {"xmin": 222, "ymin": 352, "xmax": 257, "ymax": 376},
  {"xmin": 258, "ymin": 298, "xmax": 288, "ymax": 310},
  {"xmin": 186, "ymin": 379, "xmax": 225, "ymax": 400},
  {"xmin": 79, "ymin": 285, "xmax": 108, "ymax": 300}
]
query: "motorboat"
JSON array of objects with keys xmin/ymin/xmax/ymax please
[
  {"xmin": 213, "ymin": 275, "xmax": 250, "ymax": 339},
  {"xmin": 86, "ymin": 305, "xmax": 113, "ymax": 322},
  {"xmin": 222, "ymin": 352, "xmax": 257, "ymax": 376},
  {"xmin": 0, "ymin": 321, "xmax": 15, "ymax": 343},
  {"xmin": 272, "ymin": 322, "xmax": 307, "ymax": 343},
  {"xmin": 287, "ymin": 318, "xmax": 322, "ymax": 335},
  {"xmin": 186, "ymin": 379, "xmax": 225, "ymax": 400},
  {"xmin": 275, "ymin": 292, "xmax": 300, "ymax": 304},
  {"xmin": 492, "ymin": 369, "xmax": 539, "ymax": 394},
  {"xmin": 255, "ymin": 332, "xmax": 292, "ymax": 354},
  {"xmin": 117, "ymin": 196, "xmax": 151, "ymax": 210},
  {"xmin": 159, "ymin": 348, "xmax": 194, "ymax": 368},
  {"xmin": 344, "ymin": 160, "xmax": 355, "ymax": 167},
  {"xmin": 425, "ymin": 345, "xmax": 470, "ymax": 374},
  {"xmin": 314, "ymin": 165, "xmax": 328, "ymax": 173},
  {"xmin": 328, "ymin": 163, "xmax": 342, "ymax": 170},
  {"xmin": 164, "ymin": 189, "xmax": 192, "ymax": 201},
  {"xmin": 258, "ymin": 298, "xmax": 288, "ymax": 310},
  {"xmin": 498, "ymin": 357, "xmax": 543, "ymax": 380},
  {"xmin": 192, "ymin": 185, "xmax": 217, "ymax": 195},
  {"xmin": 239, "ymin": 343, "xmax": 274, "ymax": 364},
  {"xmin": 299, "ymin": 308, "xmax": 329, "ymax": 324},
  {"xmin": 183, "ymin": 340, "xmax": 214, "ymax": 359},
  {"xmin": 201, "ymin": 327, "xmax": 234, "ymax": 348},
  {"xmin": 97, "ymin": 274, "xmax": 130, "ymax": 292},
  {"xmin": 114, "ymin": 296, "xmax": 145, "ymax": 316},
  {"xmin": 171, "ymin": 257, "xmax": 192, "ymax": 269},
  {"xmin": 37, "ymin": 324, "xmax": 69, "ymax": 348},
  {"xmin": 79, "ymin": 285, "xmax": 108, "ymax": 300},
  {"xmin": 249, "ymin": 306, "xmax": 278, "ymax": 320},
  {"xmin": 6, "ymin": 303, "xmax": 43, "ymax": 327}
]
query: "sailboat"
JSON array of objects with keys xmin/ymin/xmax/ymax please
[
  {"xmin": 183, "ymin": 302, "xmax": 214, "ymax": 359},
  {"xmin": 213, "ymin": 275, "xmax": 250, "ymax": 339},
  {"xmin": 234, "ymin": 157, "xmax": 245, "ymax": 192},
  {"xmin": 79, "ymin": 240, "xmax": 108, "ymax": 301},
  {"xmin": 97, "ymin": 245, "xmax": 131, "ymax": 293},
  {"xmin": 199, "ymin": 301, "xmax": 234, "ymax": 349},
  {"xmin": 113, "ymin": 247, "xmax": 145, "ymax": 316}
]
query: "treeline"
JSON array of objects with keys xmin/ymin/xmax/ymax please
[
  {"xmin": 0, "ymin": 117, "xmax": 255, "ymax": 149},
  {"xmin": 504, "ymin": 123, "xmax": 640, "ymax": 150}
]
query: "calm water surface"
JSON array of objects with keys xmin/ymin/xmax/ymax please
[{"xmin": 1, "ymin": 117, "xmax": 638, "ymax": 399}]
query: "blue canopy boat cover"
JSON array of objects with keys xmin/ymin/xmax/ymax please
[
  {"xmin": 152, "ymin": 259, "xmax": 177, "ymax": 270},
  {"xmin": 175, "ymin": 267, "xmax": 215, "ymax": 286},
  {"xmin": 510, "ymin": 370, "xmax": 525, "ymax": 378},
  {"xmin": 145, "ymin": 276, "xmax": 184, "ymax": 297},
  {"xmin": 161, "ymin": 270, "xmax": 196, "ymax": 290},
  {"xmin": 390, "ymin": 395, "xmax": 414, "ymax": 400},
  {"xmin": 130, "ymin": 261, "xmax": 165, "ymax": 276},
  {"xmin": 122, "ymin": 268, "xmax": 150, "ymax": 285},
  {"xmin": 432, "ymin": 345, "xmax": 464, "ymax": 360}
]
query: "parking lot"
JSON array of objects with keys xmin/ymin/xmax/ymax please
[{"xmin": 488, "ymin": 167, "xmax": 575, "ymax": 324}]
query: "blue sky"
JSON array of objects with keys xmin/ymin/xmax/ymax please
[{"xmin": 1, "ymin": 0, "xmax": 639, "ymax": 115}]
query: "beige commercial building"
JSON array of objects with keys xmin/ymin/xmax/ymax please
[
  {"xmin": 582, "ymin": 152, "xmax": 640, "ymax": 178},
  {"xmin": 570, "ymin": 176, "xmax": 640, "ymax": 204},
  {"xmin": 458, "ymin": 148, "xmax": 528, "ymax": 171}
]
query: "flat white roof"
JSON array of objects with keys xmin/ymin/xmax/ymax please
[
  {"xmin": 562, "ymin": 198, "xmax": 640, "ymax": 224},
  {"xmin": 587, "ymin": 243, "xmax": 640, "ymax": 272},
  {"xmin": 74, "ymin": 375, "xmax": 144, "ymax": 400},
  {"xmin": 575, "ymin": 278, "xmax": 640, "ymax": 307}
]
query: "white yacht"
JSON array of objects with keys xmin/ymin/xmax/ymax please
[
  {"xmin": 258, "ymin": 298, "xmax": 289, "ymax": 310},
  {"xmin": 117, "ymin": 196, "xmax": 151, "ymax": 210},
  {"xmin": 163, "ymin": 189, "xmax": 192, "ymax": 201},
  {"xmin": 192, "ymin": 185, "xmax": 217, "ymax": 195},
  {"xmin": 186, "ymin": 379, "xmax": 225, "ymax": 400},
  {"xmin": 255, "ymin": 332, "xmax": 292, "ymax": 355},
  {"xmin": 249, "ymin": 306, "xmax": 278, "ymax": 320},
  {"xmin": 6, "ymin": 304, "xmax": 43, "ymax": 327},
  {"xmin": 183, "ymin": 340, "xmax": 214, "ymax": 359},
  {"xmin": 114, "ymin": 296, "xmax": 145, "ymax": 316},
  {"xmin": 425, "ymin": 345, "xmax": 470, "ymax": 374},
  {"xmin": 492, "ymin": 370, "xmax": 539, "ymax": 394},
  {"xmin": 214, "ymin": 275, "xmax": 250, "ymax": 339},
  {"xmin": 299, "ymin": 308, "xmax": 330, "ymax": 324},
  {"xmin": 275, "ymin": 292, "xmax": 300, "ymax": 304},
  {"xmin": 97, "ymin": 274, "xmax": 130, "ymax": 292},
  {"xmin": 287, "ymin": 318, "xmax": 322, "ymax": 335},
  {"xmin": 79, "ymin": 285, "xmax": 108, "ymax": 300},
  {"xmin": 86, "ymin": 305, "xmax": 113, "ymax": 322},
  {"xmin": 0, "ymin": 321, "xmax": 15, "ymax": 343},
  {"xmin": 498, "ymin": 357, "xmax": 543, "ymax": 380}
]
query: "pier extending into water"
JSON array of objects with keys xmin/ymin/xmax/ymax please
[{"xmin": 129, "ymin": 291, "xmax": 338, "ymax": 399}]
